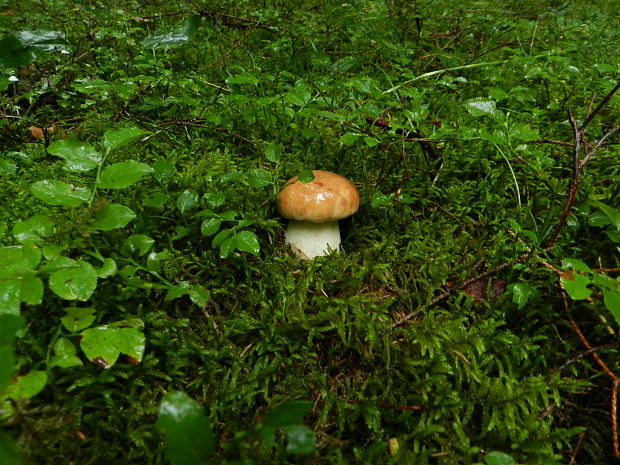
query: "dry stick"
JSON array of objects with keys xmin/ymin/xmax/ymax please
[
  {"xmin": 580, "ymin": 80, "xmax": 620, "ymax": 131},
  {"xmin": 613, "ymin": 381, "xmax": 620, "ymax": 459}
]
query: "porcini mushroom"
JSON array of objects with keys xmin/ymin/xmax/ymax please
[{"xmin": 276, "ymin": 170, "xmax": 359, "ymax": 259}]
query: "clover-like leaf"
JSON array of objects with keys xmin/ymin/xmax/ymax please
[
  {"xmin": 31, "ymin": 180, "xmax": 90, "ymax": 206},
  {"xmin": 47, "ymin": 137, "xmax": 102, "ymax": 171},
  {"xmin": 48, "ymin": 261, "xmax": 97, "ymax": 301},
  {"xmin": 89, "ymin": 204, "xmax": 136, "ymax": 230}
]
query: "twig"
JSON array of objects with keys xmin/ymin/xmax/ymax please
[
  {"xmin": 545, "ymin": 110, "xmax": 581, "ymax": 248},
  {"xmin": 613, "ymin": 380, "xmax": 620, "ymax": 458},
  {"xmin": 580, "ymin": 80, "xmax": 620, "ymax": 131}
]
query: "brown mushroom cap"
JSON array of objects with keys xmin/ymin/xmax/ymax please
[{"xmin": 277, "ymin": 170, "xmax": 359, "ymax": 223}]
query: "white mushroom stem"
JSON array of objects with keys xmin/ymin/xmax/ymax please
[{"xmin": 284, "ymin": 220, "xmax": 341, "ymax": 259}]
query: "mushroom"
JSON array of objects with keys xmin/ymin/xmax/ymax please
[{"xmin": 276, "ymin": 170, "xmax": 359, "ymax": 259}]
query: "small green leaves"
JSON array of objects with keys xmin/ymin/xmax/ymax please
[
  {"xmin": 47, "ymin": 138, "xmax": 102, "ymax": 171},
  {"xmin": 156, "ymin": 391, "xmax": 214, "ymax": 465},
  {"xmin": 50, "ymin": 337, "xmax": 83, "ymax": 368},
  {"xmin": 89, "ymin": 204, "xmax": 136, "ymax": 230},
  {"xmin": 97, "ymin": 161, "xmax": 153, "ymax": 189},
  {"xmin": 31, "ymin": 180, "xmax": 90, "ymax": 206},
  {"xmin": 80, "ymin": 325, "xmax": 145, "ymax": 368},
  {"xmin": 48, "ymin": 260, "xmax": 98, "ymax": 301}
]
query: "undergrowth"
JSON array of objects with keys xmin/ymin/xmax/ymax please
[{"xmin": 1, "ymin": 0, "xmax": 619, "ymax": 464}]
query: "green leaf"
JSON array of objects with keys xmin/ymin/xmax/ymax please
[
  {"xmin": 265, "ymin": 141, "xmax": 281, "ymax": 162},
  {"xmin": 97, "ymin": 160, "xmax": 153, "ymax": 189},
  {"xmin": 465, "ymin": 97, "xmax": 503, "ymax": 119},
  {"xmin": 152, "ymin": 159, "xmax": 176, "ymax": 181},
  {"xmin": 603, "ymin": 290, "xmax": 620, "ymax": 326},
  {"xmin": 262, "ymin": 400, "xmax": 312, "ymax": 427},
  {"xmin": 297, "ymin": 170, "xmax": 315, "ymax": 183},
  {"xmin": 121, "ymin": 235, "xmax": 155, "ymax": 257},
  {"xmin": 103, "ymin": 127, "xmax": 150, "ymax": 152},
  {"xmin": 175, "ymin": 189, "xmax": 198, "ymax": 213},
  {"xmin": 0, "ymin": 430, "xmax": 23, "ymax": 465},
  {"xmin": 201, "ymin": 218, "xmax": 222, "ymax": 236},
  {"xmin": 484, "ymin": 451, "xmax": 517, "ymax": 465},
  {"xmin": 48, "ymin": 261, "xmax": 98, "ymax": 301},
  {"xmin": 31, "ymin": 180, "xmax": 90, "ymax": 207},
  {"xmin": 12, "ymin": 215, "xmax": 53, "ymax": 244},
  {"xmin": 47, "ymin": 138, "xmax": 102, "ymax": 171},
  {"xmin": 508, "ymin": 282, "xmax": 537, "ymax": 310},
  {"xmin": 233, "ymin": 230, "xmax": 260, "ymax": 256},
  {"xmin": 189, "ymin": 285, "xmax": 210, "ymax": 307},
  {"xmin": 89, "ymin": 204, "xmax": 136, "ymax": 230},
  {"xmin": 96, "ymin": 258, "xmax": 117, "ymax": 278},
  {"xmin": 0, "ymin": 281, "xmax": 20, "ymax": 316},
  {"xmin": 50, "ymin": 337, "xmax": 83, "ymax": 368},
  {"xmin": 0, "ymin": 30, "xmax": 68, "ymax": 68},
  {"xmin": 80, "ymin": 326, "xmax": 145, "ymax": 368},
  {"xmin": 560, "ymin": 270, "xmax": 592, "ymax": 300},
  {"xmin": 61, "ymin": 307, "xmax": 96, "ymax": 332},
  {"xmin": 283, "ymin": 425, "xmax": 316, "ymax": 455},
  {"xmin": 247, "ymin": 168, "xmax": 272, "ymax": 188},
  {"xmin": 20, "ymin": 274, "xmax": 43, "ymax": 305},
  {"xmin": 143, "ymin": 15, "xmax": 201, "ymax": 49},
  {"xmin": 0, "ymin": 314, "xmax": 23, "ymax": 392},
  {"xmin": 561, "ymin": 258, "xmax": 591, "ymax": 272},
  {"xmin": 595, "ymin": 202, "xmax": 620, "ymax": 230},
  {"xmin": 6, "ymin": 370, "xmax": 47, "ymax": 400},
  {"xmin": 340, "ymin": 133, "xmax": 361, "ymax": 146},
  {"xmin": 156, "ymin": 391, "xmax": 214, "ymax": 465}
]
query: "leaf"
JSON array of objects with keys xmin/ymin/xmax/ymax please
[
  {"xmin": 596, "ymin": 202, "xmax": 620, "ymax": 230},
  {"xmin": 264, "ymin": 141, "xmax": 281, "ymax": 162},
  {"xmin": 0, "ymin": 281, "xmax": 21, "ymax": 316},
  {"xmin": 603, "ymin": 290, "xmax": 620, "ymax": 327},
  {"xmin": 48, "ymin": 261, "xmax": 98, "ymax": 301},
  {"xmin": 175, "ymin": 189, "xmax": 198, "ymax": 213},
  {"xmin": 0, "ymin": 314, "xmax": 24, "ymax": 392},
  {"xmin": 20, "ymin": 274, "xmax": 43, "ymax": 305},
  {"xmin": 340, "ymin": 133, "xmax": 361, "ymax": 146},
  {"xmin": 0, "ymin": 30, "xmax": 69, "ymax": 68},
  {"xmin": 189, "ymin": 285, "xmax": 210, "ymax": 307},
  {"xmin": 200, "ymin": 218, "xmax": 222, "ymax": 236},
  {"xmin": 283, "ymin": 425, "xmax": 316, "ymax": 455},
  {"xmin": 80, "ymin": 326, "xmax": 145, "ymax": 368},
  {"xmin": 60, "ymin": 307, "xmax": 96, "ymax": 332},
  {"xmin": 47, "ymin": 138, "xmax": 102, "ymax": 171},
  {"xmin": 31, "ymin": 180, "xmax": 90, "ymax": 207},
  {"xmin": 143, "ymin": 15, "xmax": 201, "ymax": 49},
  {"xmin": 484, "ymin": 451, "xmax": 517, "ymax": 465},
  {"xmin": 152, "ymin": 160, "xmax": 176, "ymax": 180},
  {"xmin": 233, "ymin": 230, "xmax": 260, "ymax": 256},
  {"xmin": 50, "ymin": 337, "xmax": 83, "ymax": 368},
  {"xmin": 156, "ymin": 391, "xmax": 214, "ymax": 465},
  {"xmin": 465, "ymin": 97, "xmax": 503, "ymax": 119},
  {"xmin": 97, "ymin": 160, "xmax": 153, "ymax": 189},
  {"xmin": 121, "ymin": 235, "xmax": 155, "ymax": 257},
  {"xmin": 103, "ymin": 127, "xmax": 150, "ymax": 152},
  {"xmin": 96, "ymin": 258, "xmax": 117, "ymax": 278},
  {"xmin": 561, "ymin": 258, "xmax": 591, "ymax": 272},
  {"xmin": 0, "ymin": 431, "xmax": 23, "ymax": 465},
  {"xmin": 12, "ymin": 215, "xmax": 53, "ymax": 245},
  {"xmin": 246, "ymin": 168, "xmax": 272, "ymax": 188},
  {"xmin": 89, "ymin": 204, "xmax": 136, "ymax": 230},
  {"xmin": 560, "ymin": 270, "xmax": 592, "ymax": 301},
  {"xmin": 262, "ymin": 400, "xmax": 312, "ymax": 428},
  {"xmin": 6, "ymin": 370, "xmax": 47, "ymax": 400},
  {"xmin": 508, "ymin": 282, "xmax": 537, "ymax": 310}
]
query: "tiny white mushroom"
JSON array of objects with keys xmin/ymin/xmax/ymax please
[{"xmin": 276, "ymin": 170, "xmax": 359, "ymax": 259}]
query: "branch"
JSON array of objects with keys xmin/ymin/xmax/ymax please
[{"xmin": 580, "ymin": 80, "xmax": 620, "ymax": 131}]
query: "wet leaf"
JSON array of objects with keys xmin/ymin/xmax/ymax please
[
  {"xmin": 80, "ymin": 326, "xmax": 145, "ymax": 368},
  {"xmin": 48, "ymin": 261, "xmax": 97, "ymax": 301},
  {"xmin": 283, "ymin": 425, "xmax": 316, "ymax": 455},
  {"xmin": 6, "ymin": 370, "xmax": 47, "ymax": 400},
  {"xmin": 47, "ymin": 137, "xmax": 101, "ymax": 171},
  {"xmin": 233, "ymin": 230, "xmax": 260, "ymax": 256},
  {"xmin": 175, "ymin": 189, "xmax": 198, "ymax": 213},
  {"xmin": 465, "ymin": 97, "xmax": 503, "ymax": 119},
  {"xmin": 61, "ymin": 307, "xmax": 96, "ymax": 332},
  {"xmin": 560, "ymin": 270, "xmax": 592, "ymax": 300},
  {"xmin": 103, "ymin": 127, "xmax": 150, "ymax": 152},
  {"xmin": 97, "ymin": 161, "xmax": 153, "ymax": 189},
  {"xmin": 50, "ymin": 337, "xmax": 83, "ymax": 368},
  {"xmin": 156, "ymin": 391, "xmax": 214, "ymax": 465},
  {"xmin": 484, "ymin": 451, "xmax": 517, "ymax": 465},
  {"xmin": 12, "ymin": 215, "xmax": 53, "ymax": 244},
  {"xmin": 247, "ymin": 168, "xmax": 272, "ymax": 188},
  {"xmin": 143, "ymin": 15, "xmax": 200, "ymax": 49},
  {"xmin": 603, "ymin": 290, "xmax": 620, "ymax": 326},
  {"xmin": 89, "ymin": 204, "xmax": 136, "ymax": 230},
  {"xmin": 31, "ymin": 180, "xmax": 90, "ymax": 207}
]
